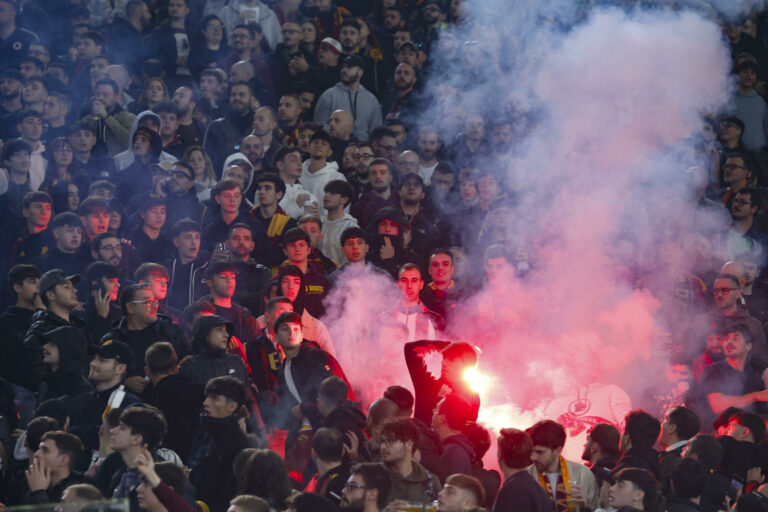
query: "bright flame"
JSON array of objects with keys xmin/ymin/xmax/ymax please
[{"xmin": 463, "ymin": 366, "xmax": 494, "ymax": 395}]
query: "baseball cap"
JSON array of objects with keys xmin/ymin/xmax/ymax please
[
  {"xmin": 95, "ymin": 339, "xmax": 134, "ymax": 368},
  {"xmin": 342, "ymin": 54, "xmax": 365, "ymax": 69},
  {"xmin": 319, "ymin": 37, "xmax": 342, "ymax": 55},
  {"xmin": 39, "ymin": 269, "xmax": 81, "ymax": 296}
]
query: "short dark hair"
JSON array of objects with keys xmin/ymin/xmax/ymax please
[
  {"xmin": 274, "ymin": 311, "xmax": 302, "ymax": 332},
  {"xmin": 119, "ymin": 406, "xmax": 167, "ymax": 451},
  {"xmin": 120, "ymin": 283, "xmax": 150, "ymax": 315},
  {"xmin": 282, "ymin": 227, "xmax": 310, "ymax": 246},
  {"xmin": 229, "ymin": 222, "xmax": 254, "ymax": 239},
  {"xmin": 339, "ymin": 17, "xmax": 361, "ymax": 32},
  {"xmin": 8, "ymin": 264, "xmax": 41, "ymax": 291},
  {"xmin": 527, "ymin": 420, "xmax": 566, "ymax": 450},
  {"xmin": 145, "ymin": 342, "xmax": 178, "ymax": 374},
  {"xmin": 155, "ymin": 461, "xmax": 189, "ymax": 494},
  {"xmin": 624, "ymin": 410, "xmax": 661, "ymax": 449},
  {"xmin": 16, "ymin": 108, "xmax": 42, "ymax": 125},
  {"xmin": 95, "ymin": 78, "xmax": 119, "ymax": 94},
  {"xmin": 380, "ymin": 418, "xmax": 419, "ymax": 453},
  {"xmin": 255, "ymin": 172, "xmax": 286, "ymax": 197},
  {"xmin": 483, "ymin": 244, "xmax": 514, "ymax": 266},
  {"xmin": 383, "ymin": 386, "xmax": 413, "ymax": 412},
  {"xmin": 78, "ymin": 196, "xmax": 110, "ymax": 216},
  {"xmin": 671, "ymin": 458, "xmax": 707, "ymax": 500},
  {"xmin": 340, "ymin": 226, "xmax": 368, "ymax": 246},
  {"xmin": 298, "ymin": 214, "xmax": 322, "ymax": 230},
  {"xmin": 265, "ymin": 295, "xmax": 292, "ymax": 313},
  {"xmin": 40, "ymin": 431, "xmax": 84, "ymax": 469},
  {"xmin": 153, "ymin": 101, "xmax": 179, "ymax": 116},
  {"xmin": 183, "ymin": 300, "xmax": 216, "ymax": 324},
  {"xmin": 368, "ymin": 157, "xmax": 393, "ymax": 174},
  {"xmin": 714, "ymin": 272, "xmax": 741, "ymax": 289},
  {"xmin": 614, "ymin": 468, "xmax": 658, "ymax": 512},
  {"xmin": 731, "ymin": 410, "xmax": 766, "ymax": 442},
  {"xmin": 430, "ymin": 247, "xmax": 454, "ymax": 263},
  {"xmin": 92, "ymin": 232, "xmax": 119, "ymax": 252},
  {"xmin": 171, "ymin": 218, "xmax": 201, "ymax": 238},
  {"xmin": 135, "ymin": 262, "xmax": 170, "ymax": 282},
  {"xmin": 398, "ymin": 262, "xmax": 422, "ymax": 279},
  {"xmin": 205, "ymin": 376, "xmax": 248, "ymax": 407},
  {"xmin": 2, "ymin": 138, "xmax": 32, "ymax": 162},
  {"xmin": 318, "ymin": 376, "xmax": 348, "ymax": 409},
  {"xmin": 498, "ymin": 428, "xmax": 533, "ymax": 469},
  {"xmin": 324, "ymin": 179, "xmax": 355, "ymax": 203},
  {"xmin": 441, "ymin": 342, "xmax": 477, "ymax": 366},
  {"xmin": 667, "ymin": 407, "xmax": 700, "ymax": 441},
  {"xmin": 27, "ymin": 416, "xmax": 60, "ymax": 452},
  {"xmin": 370, "ymin": 126, "xmax": 396, "ymax": 142},
  {"xmin": 89, "ymin": 180, "xmax": 116, "ymax": 195},
  {"xmin": 272, "ymin": 145, "xmax": 302, "ymax": 166},
  {"xmin": 312, "ymin": 427, "xmax": 344, "ymax": 462},
  {"xmin": 587, "ymin": 423, "xmax": 620, "ymax": 455},
  {"xmin": 735, "ymin": 187, "xmax": 763, "ymax": 211},
  {"xmin": 215, "ymin": 177, "xmax": 243, "ymax": 195},
  {"xmin": 685, "ymin": 434, "xmax": 722, "ymax": 470},
  {"xmin": 350, "ymin": 463, "xmax": 392, "ymax": 510}
]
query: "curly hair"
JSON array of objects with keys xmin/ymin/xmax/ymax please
[{"xmin": 238, "ymin": 449, "xmax": 293, "ymax": 509}]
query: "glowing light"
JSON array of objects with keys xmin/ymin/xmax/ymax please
[{"xmin": 463, "ymin": 366, "xmax": 493, "ymax": 395}]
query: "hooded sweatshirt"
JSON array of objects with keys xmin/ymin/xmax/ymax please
[
  {"xmin": 37, "ymin": 326, "xmax": 92, "ymax": 401},
  {"xmin": 300, "ymin": 159, "xmax": 346, "ymax": 205},
  {"xmin": 115, "ymin": 127, "xmax": 164, "ymax": 206},
  {"xmin": 179, "ymin": 314, "xmax": 249, "ymax": 385},
  {"xmin": 113, "ymin": 111, "xmax": 178, "ymax": 171}
]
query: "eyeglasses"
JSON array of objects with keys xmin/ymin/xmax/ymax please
[
  {"xmin": 713, "ymin": 287, "xmax": 738, "ymax": 295},
  {"xmin": 724, "ymin": 164, "xmax": 747, "ymax": 171},
  {"xmin": 172, "ymin": 170, "xmax": 192, "ymax": 180},
  {"xmin": 343, "ymin": 482, "xmax": 367, "ymax": 491},
  {"xmin": 354, "ymin": 153, "xmax": 375, "ymax": 160},
  {"xmin": 130, "ymin": 299, "xmax": 160, "ymax": 307}
]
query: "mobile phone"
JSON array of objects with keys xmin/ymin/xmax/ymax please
[{"xmin": 728, "ymin": 478, "xmax": 743, "ymax": 500}]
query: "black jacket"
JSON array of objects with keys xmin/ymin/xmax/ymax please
[
  {"xmin": 37, "ymin": 326, "xmax": 93, "ymax": 401},
  {"xmin": 104, "ymin": 314, "xmax": 190, "ymax": 377},
  {"xmin": 491, "ymin": 471, "xmax": 553, "ymax": 512},
  {"xmin": 24, "ymin": 471, "xmax": 88, "ymax": 504},
  {"xmin": 197, "ymin": 296, "xmax": 261, "ymax": 346},
  {"xmin": 0, "ymin": 306, "xmax": 36, "ymax": 386},
  {"xmin": 246, "ymin": 331, "xmax": 281, "ymax": 395},
  {"xmin": 188, "ymin": 414, "xmax": 252, "ymax": 512},
  {"xmin": 165, "ymin": 253, "xmax": 209, "ymax": 311},
  {"xmin": 24, "ymin": 310, "xmax": 90, "ymax": 392},
  {"xmin": 142, "ymin": 374, "xmax": 205, "ymax": 462},
  {"xmin": 65, "ymin": 383, "xmax": 142, "ymax": 451},
  {"xmin": 179, "ymin": 315, "xmax": 249, "ymax": 385},
  {"xmin": 614, "ymin": 446, "xmax": 662, "ymax": 480}
]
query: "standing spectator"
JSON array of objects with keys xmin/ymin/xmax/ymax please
[
  {"xmin": 321, "ymin": 179, "xmax": 358, "ymax": 265},
  {"xmin": 180, "ymin": 314, "xmax": 249, "ymax": 385},
  {"xmin": 732, "ymin": 60, "xmax": 768, "ymax": 153},
  {"xmin": 218, "ymin": 0, "xmax": 282, "ymax": 51},
  {"xmin": 0, "ymin": 0, "xmax": 39, "ymax": 73},
  {"xmin": 81, "ymin": 79, "xmax": 136, "ymax": 157},
  {"xmin": 314, "ymin": 55, "xmax": 383, "ymax": 142},
  {"xmin": 204, "ymin": 81, "xmax": 257, "ymax": 174},
  {"xmin": 493, "ymin": 429, "xmax": 553, "ymax": 512}
]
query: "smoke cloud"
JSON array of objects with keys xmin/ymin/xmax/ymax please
[{"xmin": 322, "ymin": 1, "xmax": 745, "ymax": 465}]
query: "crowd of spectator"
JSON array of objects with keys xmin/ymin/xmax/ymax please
[{"xmin": 4, "ymin": 1, "xmax": 768, "ymax": 512}]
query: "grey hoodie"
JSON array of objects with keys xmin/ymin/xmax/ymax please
[{"xmin": 114, "ymin": 111, "xmax": 178, "ymax": 171}]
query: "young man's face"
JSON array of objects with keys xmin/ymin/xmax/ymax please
[
  {"xmin": 300, "ymin": 221, "xmax": 322, "ymax": 248},
  {"xmin": 257, "ymin": 181, "xmax": 282, "ymax": 207},
  {"xmin": 109, "ymin": 422, "xmax": 137, "ymax": 452},
  {"xmin": 278, "ymin": 96, "xmax": 302, "ymax": 124},
  {"xmin": 42, "ymin": 341, "xmax": 59, "ymax": 367},
  {"xmin": 278, "ymin": 151, "xmax": 303, "ymax": 179},
  {"xmin": 159, "ymin": 112, "xmax": 179, "ymax": 137},
  {"xmin": 530, "ymin": 445, "xmax": 559, "ymax": 473},
  {"xmin": 437, "ymin": 483, "xmax": 475, "ymax": 512},
  {"xmin": 275, "ymin": 320, "xmax": 303, "ymax": 349},
  {"xmin": 4, "ymin": 150, "xmax": 30, "ymax": 174},
  {"xmin": 284, "ymin": 239, "xmax": 309, "ymax": 264},
  {"xmin": 22, "ymin": 80, "xmax": 47, "ymax": 104},
  {"xmin": 101, "ymin": 276, "xmax": 120, "ymax": 302},
  {"xmin": 133, "ymin": 133, "xmax": 151, "ymax": 157},
  {"xmin": 14, "ymin": 276, "xmax": 40, "ymax": 303},
  {"xmin": 379, "ymin": 435, "xmax": 410, "ymax": 464},
  {"xmin": 340, "ymin": 473, "xmax": 368, "ymax": 512},
  {"xmin": 398, "ymin": 268, "xmax": 423, "ymax": 303},
  {"xmin": 265, "ymin": 301, "xmax": 293, "ymax": 329},
  {"xmin": 18, "ymin": 115, "xmax": 43, "ymax": 141},
  {"xmin": 724, "ymin": 331, "xmax": 751, "ymax": 359},
  {"xmin": 323, "ymin": 191, "xmax": 345, "ymax": 211},
  {"xmin": 69, "ymin": 129, "xmax": 96, "ymax": 153},
  {"xmin": 342, "ymin": 237, "xmax": 368, "ymax": 263},
  {"xmin": 203, "ymin": 394, "xmax": 237, "ymax": 419},
  {"xmin": 34, "ymin": 439, "xmax": 66, "ymax": 472},
  {"xmin": 173, "ymin": 230, "xmax": 201, "ymax": 260},
  {"xmin": 83, "ymin": 211, "xmax": 110, "ymax": 237},
  {"xmin": 484, "ymin": 257, "xmax": 514, "ymax": 283},
  {"xmin": 141, "ymin": 205, "xmax": 166, "ymax": 231},
  {"xmin": 207, "ymin": 324, "xmax": 230, "ymax": 350},
  {"xmin": 369, "ymin": 163, "xmax": 392, "ymax": 191},
  {"xmin": 417, "ymin": 132, "xmax": 440, "ymax": 160},
  {"xmin": 378, "ymin": 218, "xmax": 399, "ymax": 236},
  {"xmin": 713, "ymin": 277, "xmax": 740, "ymax": 309},
  {"xmin": 227, "ymin": 227, "xmax": 255, "ymax": 258},
  {"xmin": 215, "ymin": 187, "xmax": 243, "ymax": 214},
  {"xmin": 23, "ymin": 201, "xmax": 52, "ymax": 228},
  {"xmin": 143, "ymin": 273, "xmax": 168, "ymax": 301},
  {"xmin": 609, "ymin": 480, "xmax": 640, "ymax": 510},
  {"xmin": 298, "ymin": 129, "xmax": 314, "ymax": 153},
  {"xmin": 309, "ymin": 138, "xmax": 332, "ymax": 159},
  {"xmin": 280, "ymin": 275, "xmax": 302, "ymax": 302},
  {"xmin": 51, "ymin": 280, "xmax": 79, "ymax": 309},
  {"xmin": 429, "ymin": 254, "xmax": 454, "ymax": 283},
  {"xmin": 88, "ymin": 354, "xmax": 122, "ymax": 383},
  {"xmin": 95, "ymin": 85, "xmax": 117, "ymax": 110},
  {"xmin": 210, "ymin": 271, "xmax": 237, "ymax": 299}
]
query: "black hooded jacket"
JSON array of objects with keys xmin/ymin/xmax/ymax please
[
  {"xmin": 104, "ymin": 314, "xmax": 189, "ymax": 377},
  {"xmin": 365, "ymin": 207, "xmax": 420, "ymax": 278},
  {"xmin": 0, "ymin": 306, "xmax": 36, "ymax": 386},
  {"xmin": 613, "ymin": 446, "xmax": 661, "ymax": 480},
  {"xmin": 179, "ymin": 315, "xmax": 249, "ymax": 385},
  {"xmin": 115, "ymin": 129, "xmax": 164, "ymax": 206},
  {"xmin": 23, "ymin": 310, "xmax": 90, "ymax": 392},
  {"xmin": 37, "ymin": 326, "xmax": 93, "ymax": 401}
]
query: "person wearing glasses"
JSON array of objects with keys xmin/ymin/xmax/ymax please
[
  {"xmin": 691, "ymin": 273, "xmax": 767, "ymax": 361},
  {"xmin": 339, "ymin": 462, "xmax": 392, "ymax": 512},
  {"xmin": 105, "ymin": 284, "xmax": 189, "ymax": 395}
]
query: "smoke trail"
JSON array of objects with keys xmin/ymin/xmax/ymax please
[{"xmin": 322, "ymin": 1, "xmax": 744, "ymax": 465}]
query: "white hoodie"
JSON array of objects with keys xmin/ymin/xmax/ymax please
[
  {"xmin": 321, "ymin": 213, "xmax": 359, "ymax": 265},
  {"xmin": 299, "ymin": 159, "xmax": 346, "ymax": 203}
]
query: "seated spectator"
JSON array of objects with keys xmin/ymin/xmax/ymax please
[
  {"xmin": 24, "ymin": 430, "xmax": 87, "ymax": 504},
  {"xmin": 339, "ymin": 463, "xmax": 392, "ymax": 512}
]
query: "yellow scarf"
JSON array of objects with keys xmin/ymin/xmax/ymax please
[{"xmin": 537, "ymin": 456, "xmax": 578, "ymax": 512}]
